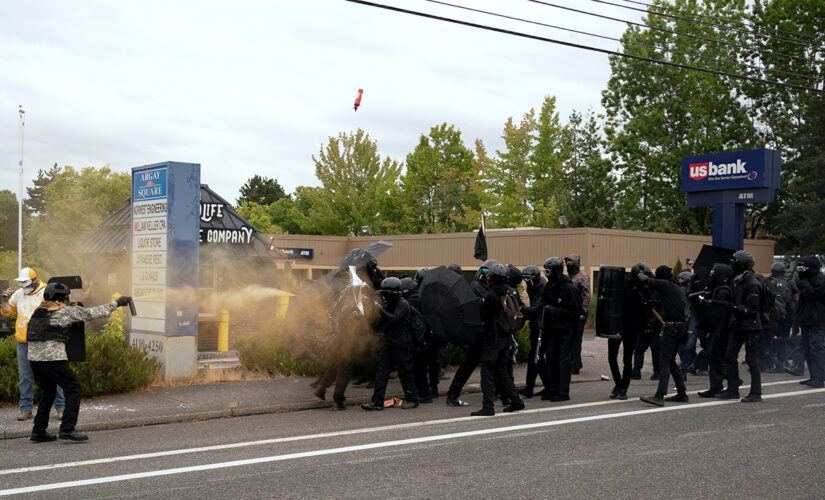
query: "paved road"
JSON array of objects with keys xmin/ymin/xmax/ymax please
[{"xmin": 1, "ymin": 373, "xmax": 823, "ymax": 499}]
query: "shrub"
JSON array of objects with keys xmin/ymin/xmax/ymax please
[
  {"xmin": 0, "ymin": 313, "xmax": 160, "ymax": 401},
  {"xmin": 235, "ymin": 331, "xmax": 317, "ymax": 377}
]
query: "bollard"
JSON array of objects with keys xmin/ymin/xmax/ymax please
[{"xmin": 217, "ymin": 308, "xmax": 230, "ymax": 352}]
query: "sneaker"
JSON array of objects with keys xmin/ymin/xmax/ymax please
[
  {"xmin": 30, "ymin": 430, "xmax": 57, "ymax": 443},
  {"xmin": 365, "ymin": 381, "xmax": 375, "ymax": 389},
  {"xmin": 360, "ymin": 401, "xmax": 383, "ymax": 411},
  {"xmin": 446, "ymin": 398, "xmax": 470, "ymax": 407},
  {"xmin": 401, "ymin": 401, "xmax": 419, "ymax": 410},
  {"xmin": 799, "ymin": 379, "xmax": 812, "ymax": 385},
  {"xmin": 313, "ymin": 388, "xmax": 326, "ymax": 402},
  {"xmin": 784, "ymin": 367, "xmax": 804, "ymax": 377},
  {"xmin": 640, "ymin": 395, "xmax": 664, "ymax": 407},
  {"xmin": 697, "ymin": 389, "xmax": 720, "ymax": 398},
  {"xmin": 332, "ymin": 401, "xmax": 346, "ymax": 411},
  {"xmin": 549, "ymin": 396, "xmax": 569, "ymax": 402},
  {"xmin": 630, "ymin": 373, "xmax": 642, "ymax": 380},
  {"xmin": 801, "ymin": 380, "xmax": 825, "ymax": 388},
  {"xmin": 741, "ymin": 394, "xmax": 762, "ymax": 403},
  {"xmin": 439, "ymin": 371, "xmax": 450, "ymax": 381},
  {"xmin": 17, "ymin": 410, "xmax": 33, "ymax": 421},
  {"xmin": 470, "ymin": 407, "xmax": 494, "ymax": 417},
  {"xmin": 719, "ymin": 391, "xmax": 739, "ymax": 400},
  {"xmin": 609, "ymin": 387, "xmax": 620, "ymax": 399},
  {"xmin": 649, "ymin": 373, "xmax": 660, "ymax": 381},
  {"xmin": 58, "ymin": 431, "xmax": 88, "ymax": 442},
  {"xmin": 665, "ymin": 393, "xmax": 689, "ymax": 403},
  {"xmin": 503, "ymin": 401, "xmax": 525, "ymax": 413},
  {"xmin": 56, "ymin": 410, "xmax": 64, "ymax": 420},
  {"xmin": 617, "ymin": 390, "xmax": 627, "ymax": 400},
  {"xmin": 419, "ymin": 397, "xmax": 434, "ymax": 404}
]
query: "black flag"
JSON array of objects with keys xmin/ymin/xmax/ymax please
[{"xmin": 474, "ymin": 217, "xmax": 487, "ymax": 261}]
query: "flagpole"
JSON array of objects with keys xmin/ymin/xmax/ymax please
[{"xmin": 18, "ymin": 105, "xmax": 25, "ymax": 271}]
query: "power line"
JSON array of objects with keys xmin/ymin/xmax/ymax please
[
  {"xmin": 344, "ymin": 0, "xmax": 823, "ymax": 93},
  {"xmin": 616, "ymin": 0, "xmax": 817, "ymax": 44},
  {"xmin": 527, "ymin": 0, "xmax": 810, "ymax": 64},
  {"xmin": 426, "ymin": 0, "xmax": 819, "ymax": 82},
  {"xmin": 593, "ymin": 0, "xmax": 812, "ymax": 48}
]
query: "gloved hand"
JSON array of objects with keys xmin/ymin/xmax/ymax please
[
  {"xmin": 1, "ymin": 288, "xmax": 11, "ymax": 303},
  {"xmin": 115, "ymin": 296, "xmax": 132, "ymax": 307}
]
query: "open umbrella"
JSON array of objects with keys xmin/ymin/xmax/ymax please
[
  {"xmin": 692, "ymin": 245, "xmax": 736, "ymax": 290},
  {"xmin": 419, "ymin": 266, "xmax": 482, "ymax": 346},
  {"xmin": 338, "ymin": 241, "xmax": 393, "ymax": 270}
]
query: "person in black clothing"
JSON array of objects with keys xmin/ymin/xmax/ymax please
[
  {"xmin": 638, "ymin": 265, "xmax": 689, "ymax": 407},
  {"xmin": 721, "ymin": 251, "xmax": 764, "ymax": 403},
  {"xmin": 697, "ymin": 263, "xmax": 735, "ymax": 398},
  {"xmin": 361, "ymin": 277, "xmax": 420, "ymax": 411},
  {"xmin": 519, "ymin": 265, "xmax": 549, "ymax": 398},
  {"xmin": 471, "ymin": 264, "xmax": 524, "ymax": 416},
  {"xmin": 631, "ymin": 263, "xmax": 661, "ymax": 380},
  {"xmin": 795, "ymin": 256, "xmax": 825, "ymax": 388},
  {"xmin": 409, "ymin": 269, "xmax": 443, "ymax": 402},
  {"xmin": 540, "ymin": 257, "xmax": 583, "ymax": 402},
  {"xmin": 607, "ymin": 264, "xmax": 651, "ymax": 400},
  {"xmin": 445, "ymin": 259, "xmax": 498, "ymax": 407}
]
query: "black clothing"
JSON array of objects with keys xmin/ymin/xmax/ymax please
[
  {"xmin": 731, "ymin": 271, "xmax": 763, "ymax": 331},
  {"xmin": 522, "ymin": 278, "xmax": 548, "ymax": 393},
  {"xmin": 704, "ymin": 284, "xmax": 734, "ymax": 393},
  {"xmin": 26, "ymin": 308, "xmax": 72, "ymax": 343},
  {"xmin": 541, "ymin": 276, "xmax": 582, "ymax": 400},
  {"xmin": 608, "ymin": 330, "xmax": 638, "ymax": 392},
  {"xmin": 641, "ymin": 276, "xmax": 688, "ymax": 323},
  {"xmin": 30, "ymin": 360, "xmax": 81, "ymax": 434},
  {"xmin": 797, "ymin": 273, "xmax": 825, "ymax": 326},
  {"xmin": 371, "ymin": 298, "xmax": 419, "ymax": 404},
  {"xmin": 629, "ymin": 280, "xmax": 662, "ymax": 377},
  {"xmin": 446, "ymin": 342, "xmax": 482, "ymax": 400},
  {"xmin": 725, "ymin": 330, "xmax": 761, "ymax": 395},
  {"xmin": 655, "ymin": 324, "xmax": 688, "ymax": 397},
  {"xmin": 802, "ymin": 324, "xmax": 825, "ymax": 384},
  {"xmin": 478, "ymin": 284, "xmax": 522, "ymax": 411},
  {"xmin": 317, "ymin": 360, "xmax": 353, "ymax": 404}
]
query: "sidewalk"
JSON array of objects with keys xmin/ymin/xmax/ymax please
[{"xmin": 1, "ymin": 332, "xmax": 613, "ymax": 440}]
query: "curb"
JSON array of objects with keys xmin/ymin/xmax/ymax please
[{"xmin": 1, "ymin": 377, "xmax": 606, "ymax": 440}]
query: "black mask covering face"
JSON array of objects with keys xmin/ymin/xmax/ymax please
[{"xmin": 566, "ymin": 263, "xmax": 579, "ymax": 277}]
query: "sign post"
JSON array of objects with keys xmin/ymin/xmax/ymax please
[
  {"xmin": 682, "ymin": 148, "xmax": 781, "ymax": 251},
  {"xmin": 130, "ymin": 162, "xmax": 200, "ymax": 379}
]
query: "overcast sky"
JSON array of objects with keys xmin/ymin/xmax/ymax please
[{"xmin": 0, "ymin": 0, "xmax": 643, "ymax": 205}]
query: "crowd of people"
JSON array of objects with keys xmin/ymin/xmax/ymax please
[{"xmin": 309, "ymin": 251, "xmax": 824, "ymax": 414}]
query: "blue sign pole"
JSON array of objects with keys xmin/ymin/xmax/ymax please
[{"xmin": 712, "ymin": 202, "xmax": 744, "ymax": 251}]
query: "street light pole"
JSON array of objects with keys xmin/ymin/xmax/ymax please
[{"xmin": 18, "ymin": 105, "xmax": 25, "ymax": 271}]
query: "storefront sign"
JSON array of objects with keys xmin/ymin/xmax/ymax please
[{"xmin": 276, "ymin": 247, "xmax": 314, "ymax": 259}]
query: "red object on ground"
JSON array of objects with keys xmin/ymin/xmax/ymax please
[{"xmin": 353, "ymin": 88, "xmax": 363, "ymax": 111}]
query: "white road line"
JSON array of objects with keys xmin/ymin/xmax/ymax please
[
  {"xmin": 0, "ymin": 378, "xmax": 805, "ymax": 477},
  {"xmin": 1, "ymin": 387, "xmax": 822, "ymax": 497}
]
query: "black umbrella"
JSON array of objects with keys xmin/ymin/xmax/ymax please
[
  {"xmin": 693, "ymin": 245, "xmax": 736, "ymax": 290},
  {"xmin": 419, "ymin": 266, "xmax": 482, "ymax": 346},
  {"xmin": 338, "ymin": 241, "xmax": 394, "ymax": 269}
]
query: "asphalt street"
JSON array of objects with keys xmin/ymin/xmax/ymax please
[{"xmin": 1, "ymin": 373, "xmax": 823, "ymax": 499}]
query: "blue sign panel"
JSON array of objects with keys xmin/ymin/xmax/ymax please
[
  {"xmin": 682, "ymin": 148, "xmax": 779, "ymax": 193},
  {"xmin": 277, "ymin": 247, "xmax": 314, "ymax": 259},
  {"xmin": 133, "ymin": 167, "xmax": 168, "ymax": 201}
]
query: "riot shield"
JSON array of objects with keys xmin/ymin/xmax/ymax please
[
  {"xmin": 596, "ymin": 266, "xmax": 625, "ymax": 339},
  {"xmin": 48, "ymin": 276, "xmax": 86, "ymax": 362}
]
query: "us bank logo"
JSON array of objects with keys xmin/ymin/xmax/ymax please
[{"xmin": 688, "ymin": 159, "xmax": 751, "ymax": 182}]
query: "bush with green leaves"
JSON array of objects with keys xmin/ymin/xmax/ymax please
[
  {"xmin": 0, "ymin": 312, "xmax": 160, "ymax": 401},
  {"xmin": 235, "ymin": 332, "xmax": 317, "ymax": 377}
]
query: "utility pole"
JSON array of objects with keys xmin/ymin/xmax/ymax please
[{"xmin": 18, "ymin": 105, "xmax": 25, "ymax": 271}]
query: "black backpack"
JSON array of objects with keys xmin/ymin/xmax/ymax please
[
  {"xmin": 767, "ymin": 276, "xmax": 793, "ymax": 319},
  {"xmin": 754, "ymin": 275, "xmax": 776, "ymax": 324},
  {"xmin": 409, "ymin": 304, "xmax": 429, "ymax": 345},
  {"xmin": 497, "ymin": 290, "xmax": 525, "ymax": 334}
]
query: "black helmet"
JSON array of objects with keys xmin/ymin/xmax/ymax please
[
  {"xmin": 488, "ymin": 263, "xmax": 509, "ymax": 284},
  {"xmin": 770, "ymin": 262, "xmax": 787, "ymax": 276},
  {"xmin": 380, "ymin": 277, "xmax": 402, "ymax": 292},
  {"xmin": 543, "ymin": 257, "xmax": 564, "ymax": 284},
  {"xmin": 522, "ymin": 265, "xmax": 541, "ymax": 286},
  {"xmin": 399, "ymin": 277, "xmax": 415, "ymax": 297},
  {"xmin": 414, "ymin": 267, "xmax": 429, "ymax": 285},
  {"xmin": 631, "ymin": 262, "xmax": 652, "ymax": 279},
  {"xmin": 482, "ymin": 259, "xmax": 498, "ymax": 269},
  {"xmin": 44, "ymin": 282, "xmax": 71, "ymax": 302},
  {"xmin": 731, "ymin": 250, "xmax": 755, "ymax": 274},
  {"xmin": 447, "ymin": 263, "xmax": 463, "ymax": 275},
  {"xmin": 709, "ymin": 263, "xmax": 734, "ymax": 287}
]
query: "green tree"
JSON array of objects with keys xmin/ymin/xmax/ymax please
[
  {"xmin": 26, "ymin": 165, "xmax": 131, "ymax": 274},
  {"xmin": 0, "ymin": 190, "xmax": 19, "ymax": 251},
  {"xmin": 399, "ymin": 123, "xmax": 483, "ymax": 233},
  {"xmin": 558, "ymin": 109, "xmax": 617, "ymax": 228},
  {"xmin": 236, "ymin": 175, "xmax": 288, "ymax": 206},
  {"xmin": 236, "ymin": 201, "xmax": 283, "ymax": 234},
  {"xmin": 293, "ymin": 129, "xmax": 401, "ymax": 236},
  {"xmin": 602, "ymin": 0, "xmax": 760, "ymax": 234},
  {"xmin": 528, "ymin": 96, "xmax": 569, "ymax": 228},
  {"xmin": 25, "ymin": 163, "xmax": 61, "ymax": 219},
  {"xmin": 481, "ymin": 112, "xmax": 535, "ymax": 228}
]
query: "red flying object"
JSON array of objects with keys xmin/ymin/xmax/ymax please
[{"xmin": 353, "ymin": 88, "xmax": 363, "ymax": 111}]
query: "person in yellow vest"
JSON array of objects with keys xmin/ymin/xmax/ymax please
[{"xmin": 1, "ymin": 268, "xmax": 65, "ymax": 421}]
